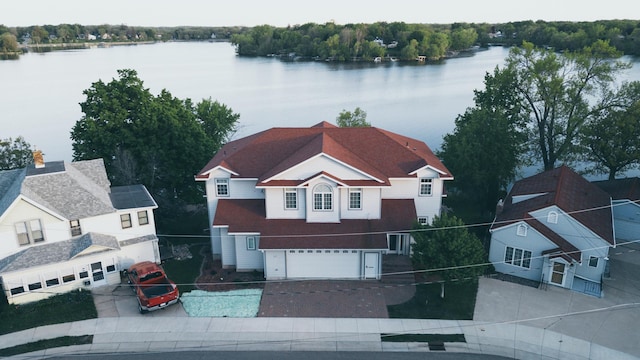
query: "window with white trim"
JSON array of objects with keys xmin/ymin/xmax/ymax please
[
  {"xmin": 137, "ymin": 210, "xmax": 149, "ymax": 225},
  {"xmin": 417, "ymin": 216, "xmax": 429, "ymax": 225},
  {"xmin": 516, "ymin": 224, "xmax": 527, "ymax": 237},
  {"xmin": 419, "ymin": 178, "xmax": 433, "ymax": 196},
  {"xmin": 505, "ymin": 246, "xmax": 532, "ymax": 269},
  {"xmin": 284, "ymin": 188, "xmax": 297, "ymax": 209},
  {"xmin": 215, "ymin": 178, "xmax": 229, "ymax": 196},
  {"xmin": 120, "ymin": 214, "xmax": 132, "ymax": 229},
  {"xmin": 246, "ymin": 236, "xmax": 257, "ymax": 251},
  {"xmin": 588, "ymin": 256, "xmax": 599, "ymax": 267},
  {"xmin": 313, "ymin": 184, "xmax": 333, "ymax": 211},
  {"xmin": 70, "ymin": 219, "xmax": 82, "ymax": 236},
  {"xmin": 547, "ymin": 211, "xmax": 558, "ymax": 224},
  {"xmin": 348, "ymin": 188, "xmax": 362, "ymax": 210},
  {"xmin": 15, "ymin": 219, "xmax": 45, "ymax": 246}
]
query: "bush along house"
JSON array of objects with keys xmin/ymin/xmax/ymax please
[
  {"xmin": 0, "ymin": 151, "xmax": 160, "ymax": 304},
  {"xmin": 196, "ymin": 122, "xmax": 452, "ymax": 280}
]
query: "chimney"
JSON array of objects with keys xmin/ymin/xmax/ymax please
[
  {"xmin": 495, "ymin": 199, "xmax": 504, "ymax": 215},
  {"xmin": 32, "ymin": 150, "xmax": 45, "ymax": 168}
]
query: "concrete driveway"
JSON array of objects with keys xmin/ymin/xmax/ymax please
[
  {"xmin": 473, "ymin": 242, "xmax": 640, "ymax": 358},
  {"xmin": 93, "ymin": 282, "xmax": 188, "ymax": 318}
]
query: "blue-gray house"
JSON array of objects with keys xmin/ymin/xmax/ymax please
[{"xmin": 489, "ymin": 166, "xmax": 615, "ymax": 297}]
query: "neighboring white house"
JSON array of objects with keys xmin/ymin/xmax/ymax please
[
  {"xmin": 594, "ymin": 177, "xmax": 640, "ymax": 244},
  {"xmin": 196, "ymin": 122, "xmax": 452, "ymax": 280},
  {"xmin": 489, "ymin": 166, "xmax": 615, "ymax": 297},
  {"xmin": 0, "ymin": 152, "xmax": 160, "ymax": 304}
]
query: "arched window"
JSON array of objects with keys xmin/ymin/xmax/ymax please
[
  {"xmin": 516, "ymin": 224, "xmax": 528, "ymax": 237},
  {"xmin": 547, "ymin": 211, "xmax": 558, "ymax": 224},
  {"xmin": 313, "ymin": 184, "xmax": 333, "ymax": 211}
]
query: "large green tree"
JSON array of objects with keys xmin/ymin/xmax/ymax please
[
  {"xmin": 439, "ymin": 67, "xmax": 528, "ymax": 219},
  {"xmin": 336, "ymin": 107, "xmax": 370, "ymax": 127},
  {"xmin": 0, "ymin": 136, "xmax": 33, "ymax": 170},
  {"xmin": 411, "ymin": 214, "xmax": 488, "ymax": 298},
  {"xmin": 70, "ymin": 69, "xmax": 239, "ymax": 206},
  {"xmin": 580, "ymin": 84, "xmax": 640, "ymax": 179},
  {"xmin": 493, "ymin": 40, "xmax": 631, "ymax": 170}
]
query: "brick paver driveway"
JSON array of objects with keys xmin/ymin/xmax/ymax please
[{"xmin": 258, "ymin": 280, "xmax": 390, "ymax": 318}]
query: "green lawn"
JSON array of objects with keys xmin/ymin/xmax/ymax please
[
  {"xmin": 0, "ymin": 336, "xmax": 93, "ymax": 356},
  {"xmin": 161, "ymin": 242, "xmax": 206, "ymax": 293},
  {"xmin": 387, "ymin": 280, "xmax": 478, "ymax": 319},
  {"xmin": 0, "ymin": 290, "xmax": 97, "ymax": 336}
]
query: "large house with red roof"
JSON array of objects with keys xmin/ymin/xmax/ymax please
[
  {"xmin": 196, "ymin": 122, "xmax": 452, "ymax": 280},
  {"xmin": 489, "ymin": 166, "xmax": 615, "ymax": 297}
]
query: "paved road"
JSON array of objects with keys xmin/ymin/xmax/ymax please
[{"xmin": 48, "ymin": 350, "xmax": 511, "ymax": 360}]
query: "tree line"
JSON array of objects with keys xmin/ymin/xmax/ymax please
[
  {"xmin": 230, "ymin": 20, "xmax": 640, "ymax": 61},
  {"xmin": 0, "ymin": 23, "xmax": 244, "ymax": 54}
]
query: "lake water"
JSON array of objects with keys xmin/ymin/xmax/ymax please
[{"xmin": 2, "ymin": 42, "xmax": 639, "ymax": 168}]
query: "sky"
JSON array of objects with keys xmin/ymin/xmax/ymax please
[{"xmin": 2, "ymin": 0, "xmax": 639, "ymax": 27}]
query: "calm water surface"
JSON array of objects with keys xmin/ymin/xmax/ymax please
[{"xmin": 1, "ymin": 42, "xmax": 639, "ymax": 164}]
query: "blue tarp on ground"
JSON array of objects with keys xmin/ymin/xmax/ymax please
[{"xmin": 180, "ymin": 289, "xmax": 262, "ymax": 317}]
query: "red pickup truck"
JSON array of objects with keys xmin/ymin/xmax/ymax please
[{"xmin": 126, "ymin": 261, "xmax": 180, "ymax": 313}]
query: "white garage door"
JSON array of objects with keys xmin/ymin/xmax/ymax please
[{"xmin": 286, "ymin": 250, "xmax": 360, "ymax": 279}]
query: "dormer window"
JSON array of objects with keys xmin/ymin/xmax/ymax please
[
  {"xmin": 70, "ymin": 219, "xmax": 82, "ymax": 236},
  {"xmin": 215, "ymin": 178, "xmax": 229, "ymax": 197},
  {"xmin": 547, "ymin": 211, "xmax": 558, "ymax": 224},
  {"xmin": 516, "ymin": 224, "xmax": 527, "ymax": 237},
  {"xmin": 419, "ymin": 178, "xmax": 433, "ymax": 196},
  {"xmin": 313, "ymin": 184, "xmax": 333, "ymax": 211}
]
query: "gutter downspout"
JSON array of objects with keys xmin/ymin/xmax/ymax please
[{"xmin": 610, "ymin": 197, "xmax": 616, "ymax": 248}]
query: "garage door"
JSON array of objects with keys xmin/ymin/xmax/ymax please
[{"xmin": 286, "ymin": 250, "xmax": 360, "ymax": 279}]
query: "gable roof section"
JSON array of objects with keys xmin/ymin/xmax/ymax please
[
  {"xmin": 21, "ymin": 159, "xmax": 115, "ymax": 219},
  {"xmin": 0, "ymin": 233, "xmax": 120, "ymax": 273},
  {"xmin": 214, "ymin": 198, "xmax": 416, "ymax": 250},
  {"xmin": 593, "ymin": 177, "xmax": 640, "ymax": 201},
  {"xmin": 492, "ymin": 166, "xmax": 614, "ymax": 246},
  {"xmin": 196, "ymin": 122, "xmax": 452, "ymax": 182}
]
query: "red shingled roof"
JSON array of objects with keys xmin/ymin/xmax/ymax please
[
  {"xmin": 492, "ymin": 166, "xmax": 614, "ymax": 247},
  {"xmin": 213, "ymin": 198, "xmax": 417, "ymax": 250},
  {"xmin": 196, "ymin": 122, "xmax": 451, "ymax": 182}
]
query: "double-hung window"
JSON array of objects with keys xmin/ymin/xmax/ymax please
[
  {"xmin": 313, "ymin": 184, "xmax": 333, "ymax": 211},
  {"xmin": 137, "ymin": 210, "xmax": 149, "ymax": 225},
  {"xmin": 504, "ymin": 246, "xmax": 532, "ymax": 269},
  {"xmin": 70, "ymin": 219, "xmax": 82, "ymax": 236},
  {"xmin": 419, "ymin": 178, "xmax": 433, "ymax": 196},
  {"xmin": 215, "ymin": 178, "xmax": 229, "ymax": 196},
  {"xmin": 120, "ymin": 214, "xmax": 132, "ymax": 229},
  {"xmin": 284, "ymin": 188, "xmax": 297, "ymax": 209},
  {"xmin": 15, "ymin": 219, "xmax": 45, "ymax": 246},
  {"xmin": 348, "ymin": 188, "xmax": 362, "ymax": 210}
]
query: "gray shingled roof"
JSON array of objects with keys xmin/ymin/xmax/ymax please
[
  {"xmin": 0, "ymin": 232, "xmax": 120, "ymax": 273},
  {"xmin": 110, "ymin": 185, "xmax": 157, "ymax": 209},
  {"xmin": 0, "ymin": 168, "xmax": 25, "ymax": 217},
  {"xmin": 21, "ymin": 159, "xmax": 116, "ymax": 219}
]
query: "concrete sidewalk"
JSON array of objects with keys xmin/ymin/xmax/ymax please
[{"xmin": 1, "ymin": 316, "xmax": 636, "ymax": 359}]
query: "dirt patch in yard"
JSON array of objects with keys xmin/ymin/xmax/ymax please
[{"xmin": 195, "ymin": 250, "xmax": 265, "ymax": 292}]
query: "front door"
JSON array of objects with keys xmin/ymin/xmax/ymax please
[
  {"xmin": 265, "ymin": 251, "xmax": 286, "ymax": 279},
  {"xmin": 364, "ymin": 252, "xmax": 379, "ymax": 279},
  {"xmin": 550, "ymin": 262, "xmax": 566, "ymax": 286},
  {"xmin": 90, "ymin": 261, "xmax": 106, "ymax": 286},
  {"xmin": 388, "ymin": 234, "xmax": 406, "ymax": 255}
]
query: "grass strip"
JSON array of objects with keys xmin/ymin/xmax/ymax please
[
  {"xmin": 0, "ymin": 335, "xmax": 93, "ymax": 356},
  {"xmin": 380, "ymin": 333, "xmax": 466, "ymax": 343},
  {"xmin": 387, "ymin": 281, "xmax": 478, "ymax": 319}
]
